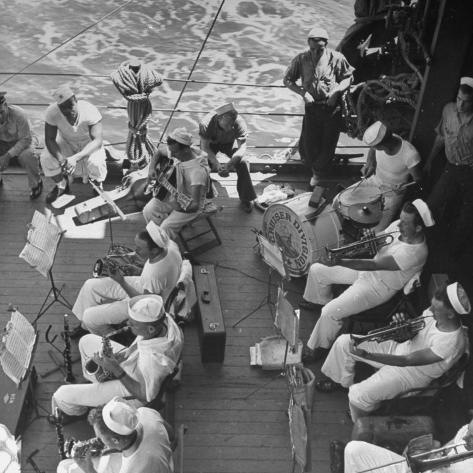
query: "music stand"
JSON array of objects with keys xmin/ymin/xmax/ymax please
[
  {"xmin": 88, "ymin": 180, "xmax": 127, "ymax": 250},
  {"xmin": 19, "ymin": 211, "xmax": 73, "ymax": 325},
  {"xmin": 233, "ymin": 231, "xmax": 290, "ymax": 328}
]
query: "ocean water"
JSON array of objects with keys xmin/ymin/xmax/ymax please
[{"xmin": 0, "ymin": 0, "xmax": 354, "ymax": 154}]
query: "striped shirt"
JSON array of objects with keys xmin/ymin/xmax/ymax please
[
  {"xmin": 199, "ymin": 112, "xmax": 247, "ymax": 145},
  {"xmin": 0, "ymin": 105, "xmax": 33, "ymax": 156}
]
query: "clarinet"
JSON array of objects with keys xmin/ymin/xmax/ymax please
[
  {"xmin": 54, "ymin": 407, "xmax": 67, "ymax": 460},
  {"xmin": 62, "ymin": 314, "xmax": 75, "ymax": 383}
]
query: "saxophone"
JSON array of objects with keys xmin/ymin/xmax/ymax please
[
  {"xmin": 85, "ymin": 327, "xmax": 130, "ymax": 382},
  {"xmin": 64, "ymin": 437, "xmax": 107, "ymax": 459}
]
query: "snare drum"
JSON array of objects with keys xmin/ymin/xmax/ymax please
[
  {"xmin": 262, "ymin": 192, "xmax": 342, "ymax": 277},
  {"xmin": 334, "ymin": 181, "xmax": 383, "ymax": 225}
]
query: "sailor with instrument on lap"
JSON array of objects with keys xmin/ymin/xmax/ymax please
[
  {"xmin": 57, "ymin": 397, "xmax": 174, "ymax": 473},
  {"xmin": 317, "ymin": 282, "xmax": 470, "ymax": 423},
  {"xmin": 344, "ymin": 413, "xmax": 473, "ymax": 473},
  {"xmin": 70, "ymin": 222, "xmax": 181, "ymax": 337},
  {"xmin": 52, "ymin": 294, "xmax": 183, "ymax": 419},
  {"xmin": 143, "ymin": 127, "xmax": 210, "ymax": 239},
  {"xmin": 301, "ymin": 200, "xmax": 432, "ymax": 362}
]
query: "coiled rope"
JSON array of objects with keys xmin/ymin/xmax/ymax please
[{"xmin": 110, "ymin": 61, "xmax": 163, "ymax": 169}]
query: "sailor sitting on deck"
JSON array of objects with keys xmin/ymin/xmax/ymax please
[
  {"xmin": 56, "ymin": 397, "xmax": 174, "ymax": 473},
  {"xmin": 333, "ymin": 120, "xmax": 422, "ymax": 232},
  {"xmin": 199, "ymin": 102, "xmax": 257, "ymax": 213},
  {"xmin": 343, "ymin": 414, "xmax": 473, "ymax": 473},
  {"xmin": 0, "ymin": 91, "xmax": 43, "ymax": 199},
  {"xmin": 40, "ymin": 85, "xmax": 107, "ymax": 205},
  {"xmin": 52, "ymin": 295, "xmax": 183, "ymax": 419},
  {"xmin": 301, "ymin": 200, "xmax": 433, "ymax": 362},
  {"xmin": 142, "ymin": 127, "xmax": 211, "ymax": 239},
  {"xmin": 70, "ymin": 222, "xmax": 182, "ymax": 338},
  {"xmin": 317, "ymin": 282, "xmax": 469, "ymax": 423}
]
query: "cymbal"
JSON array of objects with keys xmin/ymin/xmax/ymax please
[{"xmin": 347, "ymin": 203, "xmax": 382, "ymax": 224}]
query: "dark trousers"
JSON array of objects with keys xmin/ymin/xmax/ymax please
[
  {"xmin": 427, "ymin": 162, "xmax": 473, "ymax": 255},
  {"xmin": 210, "ymin": 143, "xmax": 257, "ymax": 202},
  {"xmin": 299, "ymin": 103, "xmax": 342, "ymax": 175}
]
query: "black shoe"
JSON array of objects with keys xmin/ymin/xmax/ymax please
[
  {"xmin": 48, "ymin": 409, "xmax": 87, "ymax": 426},
  {"xmin": 299, "ymin": 299, "xmax": 321, "ymax": 311},
  {"xmin": 68, "ymin": 325, "xmax": 89, "ymax": 340},
  {"xmin": 241, "ymin": 200, "xmax": 253, "ymax": 213},
  {"xmin": 29, "ymin": 179, "xmax": 43, "ymax": 200},
  {"xmin": 46, "ymin": 182, "xmax": 70, "ymax": 205}
]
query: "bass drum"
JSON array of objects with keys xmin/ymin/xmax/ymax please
[{"xmin": 262, "ymin": 192, "xmax": 343, "ymax": 277}]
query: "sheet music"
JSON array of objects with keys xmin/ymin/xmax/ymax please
[
  {"xmin": 257, "ymin": 234, "xmax": 286, "ymax": 278},
  {"xmin": 0, "ymin": 310, "xmax": 36, "ymax": 385},
  {"xmin": 275, "ymin": 289, "xmax": 300, "ymax": 348},
  {"xmin": 19, "ymin": 210, "xmax": 62, "ymax": 277}
]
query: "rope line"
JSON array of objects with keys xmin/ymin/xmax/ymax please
[
  {"xmin": 0, "ymin": 0, "xmax": 136, "ymax": 87},
  {"xmin": 0, "ymin": 71, "xmax": 286, "ymax": 88},
  {"xmin": 157, "ymin": 0, "xmax": 227, "ymax": 144}
]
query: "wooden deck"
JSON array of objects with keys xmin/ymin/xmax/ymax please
[{"xmin": 0, "ymin": 170, "xmax": 354, "ymax": 473}]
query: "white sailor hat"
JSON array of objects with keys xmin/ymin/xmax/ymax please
[
  {"xmin": 363, "ymin": 121, "xmax": 388, "ymax": 147},
  {"xmin": 412, "ymin": 199, "xmax": 435, "ymax": 227},
  {"xmin": 446, "ymin": 282, "xmax": 471, "ymax": 315},
  {"xmin": 53, "ymin": 84, "xmax": 75, "ymax": 105},
  {"xmin": 128, "ymin": 294, "xmax": 165, "ymax": 323},
  {"xmin": 215, "ymin": 102, "xmax": 237, "ymax": 116},
  {"xmin": 460, "ymin": 77, "xmax": 473, "ymax": 89},
  {"xmin": 308, "ymin": 27, "xmax": 329, "ymax": 40},
  {"xmin": 145, "ymin": 221, "xmax": 169, "ymax": 248},
  {"xmin": 102, "ymin": 397, "xmax": 139, "ymax": 435},
  {"xmin": 168, "ymin": 127, "xmax": 193, "ymax": 146}
]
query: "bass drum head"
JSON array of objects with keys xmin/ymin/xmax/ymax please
[{"xmin": 262, "ymin": 192, "xmax": 342, "ymax": 277}]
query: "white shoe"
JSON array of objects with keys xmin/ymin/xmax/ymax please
[{"xmin": 310, "ymin": 176, "xmax": 319, "ymax": 187}]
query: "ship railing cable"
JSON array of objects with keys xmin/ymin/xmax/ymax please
[
  {"xmin": 0, "ymin": 0, "xmax": 136, "ymax": 87},
  {"xmin": 0, "ymin": 71, "xmax": 286, "ymax": 89}
]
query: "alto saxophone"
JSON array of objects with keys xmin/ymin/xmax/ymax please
[
  {"xmin": 64, "ymin": 437, "xmax": 107, "ymax": 459},
  {"xmin": 85, "ymin": 327, "xmax": 130, "ymax": 382}
]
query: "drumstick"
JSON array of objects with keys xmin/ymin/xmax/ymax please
[
  {"xmin": 378, "ymin": 181, "xmax": 418, "ymax": 196},
  {"xmin": 351, "ymin": 177, "xmax": 366, "ymax": 193}
]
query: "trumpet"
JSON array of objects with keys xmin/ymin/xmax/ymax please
[
  {"xmin": 351, "ymin": 315, "xmax": 430, "ymax": 346},
  {"xmin": 93, "ymin": 244, "xmax": 144, "ymax": 278},
  {"xmin": 85, "ymin": 326, "xmax": 130, "ymax": 382},
  {"xmin": 326, "ymin": 230, "xmax": 394, "ymax": 261},
  {"xmin": 64, "ymin": 437, "xmax": 109, "ymax": 459}
]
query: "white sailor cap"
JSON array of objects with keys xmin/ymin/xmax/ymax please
[
  {"xmin": 460, "ymin": 77, "xmax": 473, "ymax": 89},
  {"xmin": 128, "ymin": 294, "xmax": 165, "ymax": 323},
  {"xmin": 308, "ymin": 27, "xmax": 329, "ymax": 40},
  {"xmin": 53, "ymin": 84, "xmax": 75, "ymax": 105},
  {"xmin": 363, "ymin": 121, "xmax": 388, "ymax": 147},
  {"xmin": 102, "ymin": 397, "xmax": 139, "ymax": 435},
  {"xmin": 412, "ymin": 199, "xmax": 435, "ymax": 227},
  {"xmin": 168, "ymin": 127, "xmax": 193, "ymax": 146},
  {"xmin": 215, "ymin": 102, "xmax": 237, "ymax": 116},
  {"xmin": 446, "ymin": 282, "xmax": 471, "ymax": 315},
  {"xmin": 145, "ymin": 221, "xmax": 169, "ymax": 248}
]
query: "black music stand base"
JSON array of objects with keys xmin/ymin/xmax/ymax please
[{"xmin": 33, "ymin": 270, "xmax": 72, "ymax": 325}]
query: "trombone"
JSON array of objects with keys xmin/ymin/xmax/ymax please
[
  {"xmin": 355, "ymin": 441, "xmax": 473, "ymax": 473},
  {"xmin": 326, "ymin": 230, "xmax": 395, "ymax": 261}
]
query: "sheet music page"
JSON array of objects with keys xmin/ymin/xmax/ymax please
[
  {"xmin": 275, "ymin": 289, "xmax": 299, "ymax": 348},
  {"xmin": 257, "ymin": 235, "xmax": 286, "ymax": 278},
  {"xmin": 0, "ymin": 348, "xmax": 24, "ymax": 386},
  {"xmin": 0, "ymin": 310, "xmax": 36, "ymax": 385},
  {"xmin": 19, "ymin": 210, "xmax": 62, "ymax": 277}
]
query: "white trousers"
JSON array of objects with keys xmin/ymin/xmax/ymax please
[
  {"xmin": 52, "ymin": 335, "xmax": 135, "ymax": 416},
  {"xmin": 344, "ymin": 441, "xmax": 408, "ymax": 473},
  {"xmin": 322, "ymin": 334, "xmax": 434, "ymax": 413},
  {"xmin": 143, "ymin": 198, "xmax": 200, "ymax": 239},
  {"xmin": 304, "ymin": 264, "xmax": 396, "ymax": 349},
  {"xmin": 40, "ymin": 140, "xmax": 107, "ymax": 182},
  {"xmin": 72, "ymin": 277, "xmax": 142, "ymax": 335}
]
